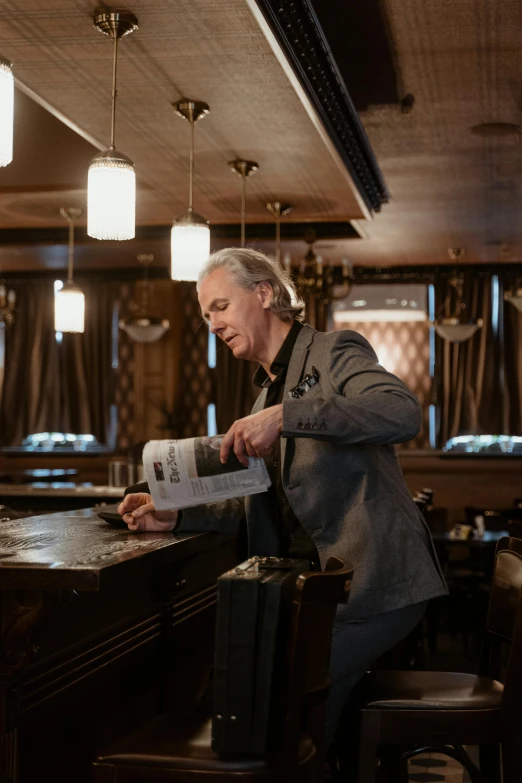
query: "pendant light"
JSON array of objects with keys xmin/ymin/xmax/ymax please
[
  {"xmin": 229, "ymin": 159, "xmax": 258, "ymax": 247},
  {"xmin": 88, "ymin": 10, "xmax": 138, "ymax": 241},
  {"xmin": 55, "ymin": 208, "xmax": 85, "ymax": 333},
  {"xmin": 171, "ymin": 99, "xmax": 210, "ymax": 281},
  {"xmin": 119, "ymin": 254, "xmax": 170, "ymax": 343},
  {"xmin": 431, "ymin": 249, "xmax": 482, "ymax": 343},
  {"xmin": 0, "ymin": 57, "xmax": 14, "ymax": 167},
  {"xmin": 266, "ymin": 202, "xmax": 292, "ymax": 264}
]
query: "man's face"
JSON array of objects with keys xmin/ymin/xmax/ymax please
[{"xmin": 199, "ymin": 267, "xmax": 272, "ymax": 362}]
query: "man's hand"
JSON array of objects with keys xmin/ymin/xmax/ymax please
[
  {"xmin": 220, "ymin": 404, "xmax": 283, "ymax": 467},
  {"xmin": 117, "ymin": 492, "xmax": 179, "ymax": 533}
]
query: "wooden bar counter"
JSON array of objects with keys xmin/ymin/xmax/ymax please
[{"xmin": 0, "ymin": 508, "xmax": 239, "ymax": 783}]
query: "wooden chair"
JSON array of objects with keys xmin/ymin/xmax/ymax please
[
  {"xmin": 352, "ymin": 537, "xmax": 522, "ymax": 783},
  {"xmin": 92, "ymin": 556, "xmax": 353, "ymax": 783}
]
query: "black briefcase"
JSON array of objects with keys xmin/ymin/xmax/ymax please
[{"xmin": 211, "ymin": 556, "xmax": 309, "ymax": 755}]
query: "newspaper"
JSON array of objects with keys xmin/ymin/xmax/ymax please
[{"xmin": 142, "ymin": 436, "xmax": 271, "ymax": 511}]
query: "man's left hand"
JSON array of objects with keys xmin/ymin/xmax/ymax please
[{"xmin": 220, "ymin": 405, "xmax": 283, "ymax": 467}]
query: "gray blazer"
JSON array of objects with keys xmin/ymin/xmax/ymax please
[{"xmin": 179, "ymin": 325, "xmax": 447, "ymax": 621}]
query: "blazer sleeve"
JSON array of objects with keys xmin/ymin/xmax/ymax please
[
  {"xmin": 282, "ymin": 330, "xmax": 422, "ymax": 445},
  {"xmin": 123, "ymin": 483, "xmax": 244, "ymax": 534}
]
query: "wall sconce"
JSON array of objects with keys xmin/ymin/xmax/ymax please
[
  {"xmin": 0, "ymin": 56, "xmax": 13, "ymax": 167},
  {"xmin": 87, "ymin": 10, "xmax": 138, "ymax": 241},
  {"xmin": 504, "ymin": 280, "xmax": 522, "ymax": 313},
  {"xmin": 171, "ymin": 99, "xmax": 210, "ymax": 281},
  {"xmin": 430, "ymin": 249, "xmax": 482, "ymax": 342},
  {"xmin": 55, "ymin": 208, "xmax": 85, "ymax": 333},
  {"xmin": 119, "ymin": 254, "xmax": 170, "ymax": 343}
]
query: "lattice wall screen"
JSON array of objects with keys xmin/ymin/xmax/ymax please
[
  {"xmin": 334, "ymin": 320, "xmax": 431, "ymax": 450},
  {"xmin": 115, "ymin": 282, "xmax": 136, "ymax": 451}
]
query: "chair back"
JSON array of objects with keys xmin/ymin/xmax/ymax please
[
  {"xmin": 480, "ymin": 537, "xmax": 522, "ymax": 722},
  {"xmin": 279, "ymin": 557, "xmax": 353, "ymax": 759}
]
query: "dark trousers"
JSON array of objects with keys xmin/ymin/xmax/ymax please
[{"xmin": 326, "ymin": 600, "xmax": 428, "ymax": 744}]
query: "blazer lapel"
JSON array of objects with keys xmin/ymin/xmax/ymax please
[{"xmin": 281, "ymin": 324, "xmax": 316, "ymax": 467}]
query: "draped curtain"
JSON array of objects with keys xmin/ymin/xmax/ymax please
[
  {"xmin": 214, "ymin": 285, "xmax": 330, "ymax": 433},
  {"xmin": 503, "ymin": 289, "xmax": 522, "ymax": 435},
  {"xmin": 1, "ymin": 279, "xmax": 116, "ymax": 446},
  {"xmin": 434, "ymin": 273, "xmax": 502, "ymax": 447}
]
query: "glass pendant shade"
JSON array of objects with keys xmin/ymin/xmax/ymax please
[
  {"xmin": 0, "ymin": 58, "xmax": 14, "ymax": 167},
  {"xmin": 432, "ymin": 318, "xmax": 482, "ymax": 343},
  {"xmin": 87, "ymin": 150, "xmax": 135, "ymax": 240},
  {"xmin": 55, "ymin": 282, "xmax": 85, "ymax": 333},
  {"xmin": 171, "ymin": 210, "xmax": 210, "ymax": 281},
  {"xmin": 119, "ymin": 317, "xmax": 170, "ymax": 343}
]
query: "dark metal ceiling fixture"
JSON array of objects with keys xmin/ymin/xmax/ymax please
[
  {"xmin": 88, "ymin": 10, "xmax": 138, "ymax": 241},
  {"xmin": 55, "ymin": 208, "xmax": 85, "ymax": 333},
  {"xmin": 229, "ymin": 159, "xmax": 258, "ymax": 247},
  {"xmin": 119, "ymin": 254, "xmax": 170, "ymax": 343},
  {"xmin": 171, "ymin": 99, "xmax": 210, "ymax": 281}
]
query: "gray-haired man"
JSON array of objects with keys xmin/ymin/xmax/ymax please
[{"xmin": 119, "ymin": 247, "xmax": 447, "ymax": 741}]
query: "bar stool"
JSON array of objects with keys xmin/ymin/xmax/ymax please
[
  {"xmin": 92, "ymin": 557, "xmax": 353, "ymax": 783},
  {"xmin": 351, "ymin": 537, "xmax": 522, "ymax": 783}
]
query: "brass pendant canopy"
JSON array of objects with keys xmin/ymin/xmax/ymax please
[
  {"xmin": 93, "ymin": 11, "xmax": 139, "ymax": 39},
  {"xmin": 173, "ymin": 99, "xmax": 210, "ymax": 124}
]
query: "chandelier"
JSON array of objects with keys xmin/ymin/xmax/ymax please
[
  {"xmin": 87, "ymin": 10, "xmax": 138, "ymax": 241},
  {"xmin": 0, "ymin": 56, "xmax": 14, "ymax": 167},
  {"xmin": 431, "ymin": 249, "xmax": 482, "ymax": 342},
  {"xmin": 292, "ymin": 231, "xmax": 353, "ymax": 303},
  {"xmin": 171, "ymin": 99, "xmax": 210, "ymax": 281},
  {"xmin": 54, "ymin": 208, "xmax": 85, "ymax": 333},
  {"xmin": 119, "ymin": 254, "xmax": 170, "ymax": 343}
]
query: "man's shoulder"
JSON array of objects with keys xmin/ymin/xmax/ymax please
[{"xmin": 309, "ymin": 326, "xmax": 373, "ymax": 352}]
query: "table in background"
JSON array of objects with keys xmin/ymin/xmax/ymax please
[{"xmin": 0, "ymin": 483, "xmax": 126, "ymax": 512}]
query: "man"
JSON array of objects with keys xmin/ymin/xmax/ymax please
[{"xmin": 119, "ymin": 247, "xmax": 447, "ymax": 740}]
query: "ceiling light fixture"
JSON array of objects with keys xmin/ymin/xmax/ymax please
[
  {"xmin": 55, "ymin": 208, "xmax": 85, "ymax": 333},
  {"xmin": 171, "ymin": 99, "xmax": 210, "ymax": 281},
  {"xmin": 229, "ymin": 159, "xmax": 258, "ymax": 247},
  {"xmin": 120, "ymin": 254, "xmax": 170, "ymax": 343},
  {"xmin": 0, "ymin": 57, "xmax": 14, "ymax": 167},
  {"xmin": 431, "ymin": 248, "xmax": 482, "ymax": 343},
  {"xmin": 88, "ymin": 10, "xmax": 138, "ymax": 241},
  {"xmin": 266, "ymin": 202, "xmax": 292, "ymax": 264}
]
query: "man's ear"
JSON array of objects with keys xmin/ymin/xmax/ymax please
[{"xmin": 257, "ymin": 281, "xmax": 273, "ymax": 309}]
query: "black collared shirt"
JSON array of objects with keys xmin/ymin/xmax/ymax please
[{"xmin": 253, "ymin": 320, "xmax": 319, "ymax": 563}]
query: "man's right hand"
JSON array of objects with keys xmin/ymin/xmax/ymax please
[{"xmin": 117, "ymin": 492, "xmax": 179, "ymax": 533}]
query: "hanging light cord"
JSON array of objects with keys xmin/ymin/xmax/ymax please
[
  {"xmin": 61, "ymin": 211, "xmax": 76, "ymax": 283},
  {"xmin": 188, "ymin": 118, "xmax": 195, "ymax": 212},
  {"xmin": 110, "ymin": 35, "xmax": 119, "ymax": 150},
  {"xmin": 241, "ymin": 170, "xmax": 247, "ymax": 248}
]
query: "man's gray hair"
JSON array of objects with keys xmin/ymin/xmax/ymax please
[{"xmin": 197, "ymin": 247, "xmax": 305, "ymax": 323}]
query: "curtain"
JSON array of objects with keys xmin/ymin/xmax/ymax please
[
  {"xmin": 0, "ymin": 279, "xmax": 115, "ymax": 446},
  {"xmin": 503, "ymin": 292, "xmax": 522, "ymax": 435},
  {"xmin": 434, "ymin": 273, "xmax": 502, "ymax": 447}
]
